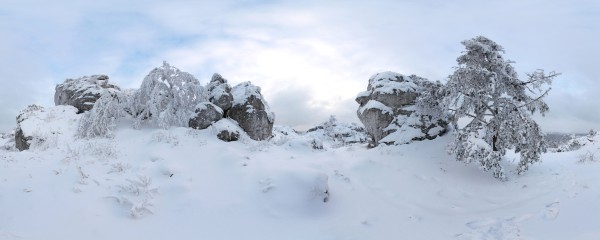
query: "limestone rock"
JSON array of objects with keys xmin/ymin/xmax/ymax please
[
  {"xmin": 228, "ymin": 82, "xmax": 274, "ymax": 141},
  {"xmin": 356, "ymin": 71, "xmax": 446, "ymax": 146},
  {"xmin": 188, "ymin": 102, "xmax": 223, "ymax": 130},
  {"xmin": 206, "ymin": 73, "xmax": 233, "ymax": 113},
  {"xmin": 54, "ymin": 75, "xmax": 121, "ymax": 113},
  {"xmin": 15, "ymin": 127, "xmax": 32, "ymax": 151},
  {"xmin": 212, "ymin": 118, "xmax": 244, "ymax": 142}
]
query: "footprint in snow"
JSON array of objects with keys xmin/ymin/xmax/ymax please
[
  {"xmin": 458, "ymin": 218, "xmax": 523, "ymax": 240},
  {"xmin": 542, "ymin": 201, "xmax": 560, "ymax": 220}
]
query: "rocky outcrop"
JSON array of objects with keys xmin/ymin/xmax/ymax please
[
  {"xmin": 188, "ymin": 102, "xmax": 223, "ymax": 130},
  {"xmin": 356, "ymin": 72, "xmax": 446, "ymax": 146},
  {"xmin": 206, "ymin": 73, "xmax": 233, "ymax": 113},
  {"xmin": 15, "ymin": 127, "xmax": 32, "ymax": 151},
  {"xmin": 185, "ymin": 73, "xmax": 274, "ymax": 141},
  {"xmin": 55, "ymin": 75, "xmax": 121, "ymax": 113},
  {"xmin": 228, "ymin": 82, "xmax": 275, "ymax": 141}
]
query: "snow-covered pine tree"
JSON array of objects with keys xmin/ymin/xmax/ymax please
[
  {"xmin": 441, "ymin": 36, "xmax": 559, "ymax": 180},
  {"xmin": 130, "ymin": 61, "xmax": 207, "ymax": 129}
]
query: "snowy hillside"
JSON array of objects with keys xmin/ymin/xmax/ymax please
[{"xmin": 1, "ymin": 107, "xmax": 599, "ymax": 240}]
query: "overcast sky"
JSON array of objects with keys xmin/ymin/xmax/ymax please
[{"xmin": 1, "ymin": 0, "xmax": 598, "ymax": 133}]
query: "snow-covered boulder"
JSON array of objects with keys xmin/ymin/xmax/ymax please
[
  {"xmin": 356, "ymin": 72, "xmax": 446, "ymax": 146},
  {"xmin": 206, "ymin": 73, "xmax": 233, "ymax": 114},
  {"xmin": 228, "ymin": 82, "xmax": 275, "ymax": 141},
  {"xmin": 188, "ymin": 102, "xmax": 223, "ymax": 130},
  {"xmin": 15, "ymin": 105, "xmax": 80, "ymax": 151},
  {"xmin": 54, "ymin": 75, "xmax": 121, "ymax": 113},
  {"xmin": 212, "ymin": 118, "xmax": 244, "ymax": 142}
]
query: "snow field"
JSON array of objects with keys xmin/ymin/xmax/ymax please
[{"xmin": 1, "ymin": 121, "xmax": 599, "ymax": 239}]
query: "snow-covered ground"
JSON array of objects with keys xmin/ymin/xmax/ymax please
[{"xmin": 1, "ymin": 111, "xmax": 599, "ymax": 239}]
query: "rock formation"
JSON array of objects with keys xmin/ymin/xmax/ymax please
[
  {"xmin": 227, "ymin": 81, "xmax": 275, "ymax": 141},
  {"xmin": 206, "ymin": 73, "xmax": 233, "ymax": 114},
  {"xmin": 54, "ymin": 75, "xmax": 121, "ymax": 113},
  {"xmin": 188, "ymin": 102, "xmax": 223, "ymax": 130},
  {"xmin": 356, "ymin": 71, "xmax": 446, "ymax": 146},
  {"xmin": 188, "ymin": 73, "xmax": 275, "ymax": 141}
]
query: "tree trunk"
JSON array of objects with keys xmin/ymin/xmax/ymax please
[{"xmin": 493, "ymin": 134, "xmax": 498, "ymax": 151}]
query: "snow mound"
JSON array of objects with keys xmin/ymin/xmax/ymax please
[
  {"xmin": 253, "ymin": 167, "xmax": 329, "ymax": 214},
  {"xmin": 15, "ymin": 105, "xmax": 80, "ymax": 151},
  {"xmin": 211, "ymin": 118, "xmax": 246, "ymax": 142},
  {"xmin": 304, "ymin": 116, "xmax": 369, "ymax": 148},
  {"xmin": 268, "ymin": 117, "xmax": 368, "ymax": 150}
]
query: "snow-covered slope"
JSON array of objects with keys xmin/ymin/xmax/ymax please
[{"xmin": 0, "ymin": 108, "xmax": 599, "ymax": 240}]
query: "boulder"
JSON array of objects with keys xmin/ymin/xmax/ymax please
[
  {"xmin": 54, "ymin": 75, "xmax": 121, "ymax": 113},
  {"xmin": 212, "ymin": 119, "xmax": 243, "ymax": 142},
  {"xmin": 356, "ymin": 72, "xmax": 446, "ymax": 146},
  {"xmin": 15, "ymin": 127, "xmax": 32, "ymax": 151},
  {"xmin": 206, "ymin": 73, "xmax": 233, "ymax": 113},
  {"xmin": 228, "ymin": 82, "xmax": 275, "ymax": 141},
  {"xmin": 188, "ymin": 102, "xmax": 223, "ymax": 130},
  {"xmin": 14, "ymin": 105, "xmax": 44, "ymax": 151}
]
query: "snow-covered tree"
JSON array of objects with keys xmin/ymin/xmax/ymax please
[
  {"xmin": 130, "ymin": 61, "xmax": 207, "ymax": 129},
  {"xmin": 440, "ymin": 36, "xmax": 559, "ymax": 179},
  {"xmin": 78, "ymin": 91, "xmax": 130, "ymax": 138}
]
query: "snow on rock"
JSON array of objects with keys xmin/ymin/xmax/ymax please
[
  {"xmin": 14, "ymin": 105, "xmax": 79, "ymax": 151},
  {"xmin": 211, "ymin": 118, "xmax": 245, "ymax": 142},
  {"xmin": 54, "ymin": 75, "xmax": 121, "ymax": 113},
  {"xmin": 356, "ymin": 71, "xmax": 447, "ymax": 146},
  {"xmin": 188, "ymin": 102, "xmax": 223, "ymax": 130},
  {"xmin": 206, "ymin": 73, "xmax": 233, "ymax": 113},
  {"xmin": 228, "ymin": 81, "xmax": 275, "ymax": 141}
]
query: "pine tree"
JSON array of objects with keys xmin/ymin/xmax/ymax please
[{"xmin": 441, "ymin": 36, "xmax": 559, "ymax": 179}]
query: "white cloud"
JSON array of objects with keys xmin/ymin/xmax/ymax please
[{"xmin": 0, "ymin": 0, "xmax": 598, "ymax": 133}]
